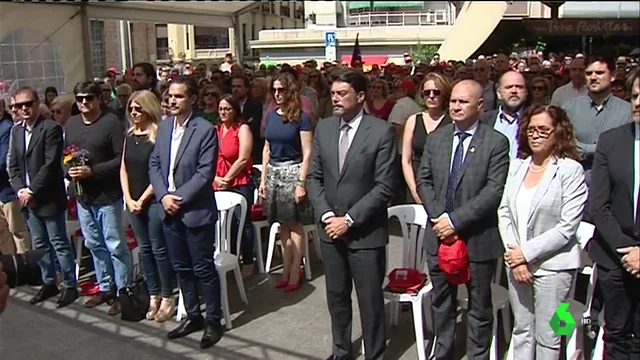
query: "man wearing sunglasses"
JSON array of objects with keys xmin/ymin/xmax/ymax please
[
  {"xmin": 7, "ymin": 87, "xmax": 77, "ymax": 308},
  {"xmin": 65, "ymin": 81, "xmax": 132, "ymax": 315}
]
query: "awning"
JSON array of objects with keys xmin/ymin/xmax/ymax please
[
  {"xmin": 373, "ymin": 1, "xmax": 425, "ymax": 8},
  {"xmin": 340, "ymin": 55, "xmax": 389, "ymax": 68},
  {"xmin": 348, "ymin": 1, "xmax": 372, "ymax": 10}
]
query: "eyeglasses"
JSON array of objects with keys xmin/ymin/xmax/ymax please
[
  {"xmin": 128, "ymin": 105, "xmax": 143, "ymax": 113},
  {"xmin": 272, "ymin": 87, "xmax": 285, "ymax": 93},
  {"xmin": 75, "ymin": 95, "xmax": 95, "ymax": 102},
  {"xmin": 422, "ymin": 89, "xmax": 442, "ymax": 97},
  {"xmin": 218, "ymin": 107, "xmax": 233, "ymax": 113},
  {"xmin": 13, "ymin": 100, "xmax": 35, "ymax": 109},
  {"xmin": 526, "ymin": 127, "xmax": 555, "ymax": 138}
]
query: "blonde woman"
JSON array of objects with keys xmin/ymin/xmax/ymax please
[
  {"xmin": 198, "ymin": 83, "xmax": 221, "ymax": 125},
  {"xmin": 120, "ymin": 90, "xmax": 175, "ymax": 322},
  {"xmin": 50, "ymin": 95, "xmax": 74, "ymax": 129},
  {"xmin": 366, "ymin": 79, "xmax": 395, "ymax": 121}
]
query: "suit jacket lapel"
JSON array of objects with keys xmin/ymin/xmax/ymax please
[
  {"xmin": 172, "ymin": 115, "xmax": 196, "ymax": 170},
  {"xmin": 454, "ymin": 123, "xmax": 484, "ymax": 190},
  {"xmin": 528, "ymin": 160, "xmax": 558, "ymax": 225},
  {"xmin": 25, "ymin": 117, "xmax": 43, "ymax": 156},
  {"xmin": 626, "ymin": 123, "xmax": 637, "ymax": 201},
  {"xmin": 339, "ymin": 120, "xmax": 371, "ymax": 181},
  {"xmin": 441, "ymin": 126, "xmax": 455, "ymax": 200},
  {"xmin": 328, "ymin": 117, "xmax": 341, "ymax": 177},
  {"xmin": 508, "ymin": 160, "xmax": 528, "ymax": 232}
]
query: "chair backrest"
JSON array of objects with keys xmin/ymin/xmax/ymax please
[
  {"xmin": 214, "ymin": 191, "xmax": 247, "ymax": 255},
  {"xmin": 387, "ymin": 204, "xmax": 428, "ymax": 272},
  {"xmin": 252, "ymin": 165, "xmax": 262, "ymax": 203}
]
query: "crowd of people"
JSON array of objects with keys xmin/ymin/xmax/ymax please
[{"xmin": 0, "ymin": 47, "xmax": 639, "ymax": 360}]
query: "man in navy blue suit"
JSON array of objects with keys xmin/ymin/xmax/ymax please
[{"xmin": 148, "ymin": 76, "xmax": 223, "ymax": 349}]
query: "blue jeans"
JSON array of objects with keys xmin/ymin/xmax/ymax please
[
  {"xmin": 163, "ymin": 217, "xmax": 222, "ymax": 326},
  {"xmin": 77, "ymin": 200, "xmax": 132, "ymax": 292},
  {"xmin": 126, "ymin": 201, "xmax": 174, "ymax": 297},
  {"xmin": 24, "ymin": 209, "xmax": 77, "ymax": 289},
  {"xmin": 229, "ymin": 184, "xmax": 255, "ymax": 265}
]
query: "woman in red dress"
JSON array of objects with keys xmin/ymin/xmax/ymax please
[{"xmin": 213, "ymin": 94, "xmax": 256, "ymax": 278}]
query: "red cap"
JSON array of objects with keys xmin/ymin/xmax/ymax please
[
  {"xmin": 437, "ymin": 238, "xmax": 470, "ymax": 285},
  {"xmin": 106, "ymin": 66, "xmax": 120, "ymax": 75},
  {"xmin": 397, "ymin": 79, "xmax": 416, "ymax": 93}
]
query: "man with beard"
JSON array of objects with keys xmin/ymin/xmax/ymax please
[
  {"xmin": 587, "ymin": 68, "xmax": 639, "ymax": 360},
  {"xmin": 481, "ymin": 71, "xmax": 528, "ymax": 160},
  {"xmin": 132, "ymin": 62, "xmax": 160, "ymax": 98},
  {"xmin": 562, "ymin": 54, "xmax": 632, "ymax": 178}
]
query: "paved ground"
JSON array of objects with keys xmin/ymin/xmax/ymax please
[{"xmin": 0, "ymin": 222, "xmax": 591, "ymax": 360}]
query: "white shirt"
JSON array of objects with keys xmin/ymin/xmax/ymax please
[
  {"xmin": 339, "ymin": 109, "xmax": 363, "ymax": 149},
  {"xmin": 634, "ymin": 123, "xmax": 640, "ymax": 219},
  {"xmin": 450, "ymin": 121, "xmax": 479, "ymax": 171},
  {"xmin": 167, "ymin": 114, "xmax": 191, "ymax": 192},
  {"xmin": 23, "ymin": 121, "xmax": 33, "ymax": 187},
  {"xmin": 550, "ymin": 82, "xmax": 588, "ymax": 107}
]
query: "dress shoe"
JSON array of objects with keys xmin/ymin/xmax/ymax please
[
  {"xmin": 325, "ymin": 355, "xmax": 354, "ymax": 360},
  {"xmin": 107, "ymin": 299, "xmax": 121, "ymax": 316},
  {"xmin": 56, "ymin": 288, "xmax": 79, "ymax": 308},
  {"xmin": 200, "ymin": 324, "xmax": 224, "ymax": 349},
  {"xmin": 84, "ymin": 291, "xmax": 115, "ymax": 308},
  {"xmin": 30, "ymin": 284, "xmax": 59, "ymax": 305},
  {"xmin": 167, "ymin": 317, "xmax": 205, "ymax": 340}
]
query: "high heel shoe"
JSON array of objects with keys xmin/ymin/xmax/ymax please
[
  {"xmin": 274, "ymin": 278, "xmax": 288, "ymax": 289},
  {"xmin": 154, "ymin": 296, "xmax": 175, "ymax": 323},
  {"xmin": 283, "ymin": 268, "xmax": 303, "ymax": 293},
  {"xmin": 146, "ymin": 295, "xmax": 161, "ymax": 320}
]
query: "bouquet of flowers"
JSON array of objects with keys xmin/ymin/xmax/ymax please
[{"xmin": 63, "ymin": 145, "xmax": 90, "ymax": 195}]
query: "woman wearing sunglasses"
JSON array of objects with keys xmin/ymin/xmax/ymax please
[{"xmin": 120, "ymin": 90, "xmax": 175, "ymax": 322}]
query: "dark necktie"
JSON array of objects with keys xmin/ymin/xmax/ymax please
[
  {"xmin": 446, "ymin": 132, "xmax": 471, "ymax": 213},
  {"xmin": 634, "ymin": 186, "xmax": 640, "ymax": 238},
  {"xmin": 338, "ymin": 123, "xmax": 350, "ymax": 172}
]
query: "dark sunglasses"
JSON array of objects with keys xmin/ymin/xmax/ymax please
[
  {"xmin": 422, "ymin": 89, "xmax": 442, "ymax": 97},
  {"xmin": 204, "ymin": 92, "xmax": 219, "ymax": 97},
  {"xmin": 271, "ymin": 87, "xmax": 285, "ymax": 93},
  {"xmin": 128, "ymin": 105, "xmax": 143, "ymax": 113},
  {"xmin": 75, "ymin": 95, "xmax": 95, "ymax": 102},
  {"xmin": 13, "ymin": 100, "xmax": 35, "ymax": 109}
]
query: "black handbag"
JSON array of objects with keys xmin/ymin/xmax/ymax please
[{"xmin": 119, "ymin": 264, "xmax": 150, "ymax": 322}]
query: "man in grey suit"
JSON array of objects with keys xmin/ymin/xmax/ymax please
[
  {"xmin": 417, "ymin": 80, "xmax": 510, "ymax": 360},
  {"xmin": 307, "ymin": 70, "xmax": 398, "ymax": 360},
  {"xmin": 148, "ymin": 76, "xmax": 223, "ymax": 349}
]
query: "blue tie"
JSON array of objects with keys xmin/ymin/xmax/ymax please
[{"xmin": 446, "ymin": 132, "xmax": 471, "ymax": 213}]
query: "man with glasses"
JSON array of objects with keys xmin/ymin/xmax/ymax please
[
  {"xmin": 473, "ymin": 59, "xmax": 497, "ymax": 111},
  {"xmin": 8, "ymin": 87, "xmax": 77, "ymax": 307},
  {"xmin": 65, "ymin": 81, "xmax": 132, "ymax": 315}
]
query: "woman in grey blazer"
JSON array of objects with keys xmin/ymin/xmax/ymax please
[{"xmin": 498, "ymin": 104, "xmax": 588, "ymax": 360}]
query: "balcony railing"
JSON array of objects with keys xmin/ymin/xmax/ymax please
[{"xmin": 348, "ymin": 10, "xmax": 450, "ymax": 27}]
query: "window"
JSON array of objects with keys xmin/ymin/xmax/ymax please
[
  {"xmin": 0, "ymin": 28, "xmax": 65, "ymax": 97},
  {"xmin": 90, "ymin": 20, "xmax": 106, "ymax": 78},
  {"xmin": 260, "ymin": 2, "xmax": 270, "ymax": 13},
  {"xmin": 242, "ymin": 23, "xmax": 248, "ymax": 54},
  {"xmin": 270, "ymin": 2, "xmax": 275, "ymax": 14},
  {"xmin": 193, "ymin": 26, "xmax": 229, "ymax": 50},
  {"xmin": 251, "ymin": 24, "xmax": 256, "ymax": 40},
  {"xmin": 155, "ymin": 24, "xmax": 169, "ymax": 60},
  {"xmin": 281, "ymin": 4, "xmax": 291, "ymax": 17}
]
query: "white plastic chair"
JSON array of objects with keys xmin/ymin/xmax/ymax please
[
  {"xmin": 457, "ymin": 252, "xmax": 510, "ymax": 360},
  {"xmin": 383, "ymin": 204, "xmax": 435, "ymax": 360},
  {"xmin": 264, "ymin": 222, "xmax": 318, "ymax": 280},
  {"xmin": 176, "ymin": 191, "xmax": 249, "ymax": 329},
  {"xmin": 251, "ymin": 164, "xmax": 268, "ymax": 273}
]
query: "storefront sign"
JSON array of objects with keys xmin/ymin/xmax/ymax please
[{"xmin": 524, "ymin": 19, "xmax": 640, "ymax": 36}]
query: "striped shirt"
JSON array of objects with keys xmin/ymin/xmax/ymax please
[{"xmin": 562, "ymin": 94, "xmax": 631, "ymax": 168}]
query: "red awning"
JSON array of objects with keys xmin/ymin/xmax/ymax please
[{"xmin": 340, "ymin": 55, "xmax": 389, "ymax": 67}]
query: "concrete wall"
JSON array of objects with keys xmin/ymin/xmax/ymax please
[{"xmin": 0, "ymin": 2, "xmax": 86, "ymax": 93}]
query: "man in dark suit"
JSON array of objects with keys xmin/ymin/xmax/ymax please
[
  {"xmin": 8, "ymin": 87, "xmax": 78, "ymax": 308},
  {"xmin": 417, "ymin": 80, "xmax": 510, "ymax": 360},
  {"xmin": 588, "ymin": 69, "xmax": 639, "ymax": 360},
  {"xmin": 149, "ymin": 76, "xmax": 224, "ymax": 349},
  {"xmin": 307, "ymin": 70, "xmax": 398, "ymax": 360},
  {"xmin": 231, "ymin": 75, "xmax": 263, "ymax": 163}
]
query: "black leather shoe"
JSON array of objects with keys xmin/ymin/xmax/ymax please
[
  {"xmin": 167, "ymin": 317, "xmax": 205, "ymax": 340},
  {"xmin": 56, "ymin": 288, "xmax": 79, "ymax": 308},
  {"xmin": 325, "ymin": 355, "xmax": 354, "ymax": 360},
  {"xmin": 30, "ymin": 284, "xmax": 59, "ymax": 304},
  {"xmin": 200, "ymin": 324, "xmax": 224, "ymax": 349}
]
